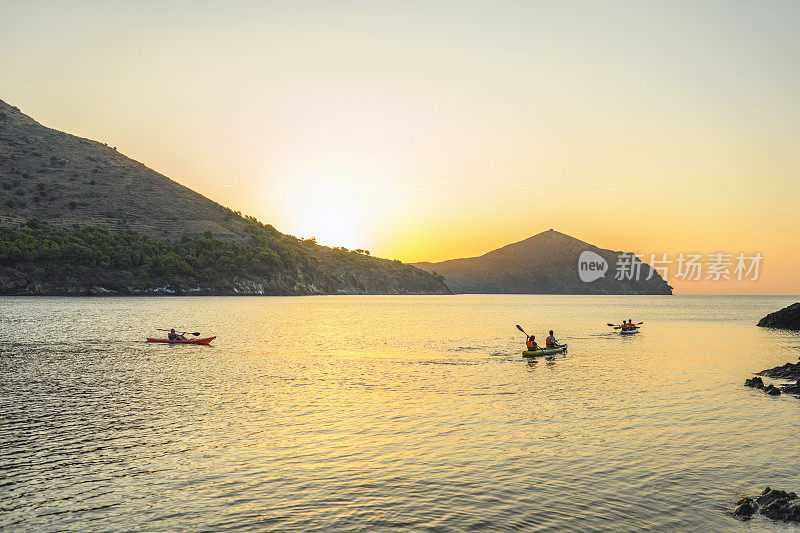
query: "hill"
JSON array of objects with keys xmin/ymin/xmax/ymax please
[
  {"xmin": 413, "ymin": 229, "xmax": 673, "ymax": 294},
  {"xmin": 0, "ymin": 99, "xmax": 261, "ymax": 241},
  {"xmin": 0, "ymin": 99, "xmax": 449, "ymax": 295}
]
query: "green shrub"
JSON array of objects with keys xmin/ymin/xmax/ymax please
[{"xmin": 0, "ymin": 219, "xmax": 311, "ymax": 283}]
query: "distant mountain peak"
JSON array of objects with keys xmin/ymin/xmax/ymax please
[{"xmin": 413, "ymin": 230, "xmax": 672, "ymax": 295}]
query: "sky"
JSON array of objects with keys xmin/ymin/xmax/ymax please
[{"xmin": 1, "ymin": 0, "xmax": 798, "ymax": 294}]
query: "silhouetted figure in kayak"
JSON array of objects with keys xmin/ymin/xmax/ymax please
[
  {"xmin": 626, "ymin": 319, "xmax": 636, "ymax": 331},
  {"xmin": 168, "ymin": 328, "xmax": 186, "ymax": 341},
  {"xmin": 526, "ymin": 335, "xmax": 539, "ymax": 351},
  {"xmin": 545, "ymin": 330, "xmax": 562, "ymax": 348},
  {"xmin": 621, "ymin": 319, "xmax": 629, "ymax": 331}
]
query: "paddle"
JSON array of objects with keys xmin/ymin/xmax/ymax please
[
  {"xmin": 609, "ymin": 322, "xmax": 644, "ymax": 330},
  {"xmin": 157, "ymin": 328, "xmax": 201, "ymax": 336},
  {"xmin": 609, "ymin": 322, "xmax": 644, "ymax": 329}
]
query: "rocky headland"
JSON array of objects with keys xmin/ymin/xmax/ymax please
[{"xmin": 757, "ymin": 302, "xmax": 800, "ymax": 331}]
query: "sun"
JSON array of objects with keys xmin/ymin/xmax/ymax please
[
  {"xmin": 294, "ymin": 187, "xmax": 362, "ymax": 249},
  {"xmin": 278, "ymin": 162, "xmax": 389, "ymax": 251}
]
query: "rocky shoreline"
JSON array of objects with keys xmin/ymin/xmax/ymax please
[
  {"xmin": 744, "ymin": 361, "xmax": 800, "ymax": 398},
  {"xmin": 734, "ymin": 487, "xmax": 800, "ymax": 522},
  {"xmin": 735, "ymin": 306, "xmax": 800, "ymax": 523},
  {"xmin": 0, "ymin": 264, "xmax": 452, "ymax": 296},
  {"xmin": 744, "ymin": 303, "xmax": 800, "ymax": 398}
]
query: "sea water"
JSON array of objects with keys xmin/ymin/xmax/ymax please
[{"xmin": 2, "ymin": 295, "xmax": 799, "ymax": 531}]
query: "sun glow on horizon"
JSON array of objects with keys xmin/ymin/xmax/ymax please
[{"xmin": 274, "ymin": 159, "xmax": 393, "ymax": 251}]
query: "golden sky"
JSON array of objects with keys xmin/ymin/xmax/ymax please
[{"xmin": 2, "ymin": 1, "xmax": 798, "ymax": 294}]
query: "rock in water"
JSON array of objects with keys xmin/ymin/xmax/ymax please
[
  {"xmin": 744, "ymin": 376, "xmax": 764, "ymax": 389},
  {"xmin": 757, "ymin": 302, "xmax": 800, "ymax": 330},
  {"xmin": 733, "ymin": 498, "xmax": 758, "ymax": 519},
  {"xmin": 758, "ymin": 488, "xmax": 791, "ymax": 506},
  {"xmin": 735, "ymin": 488, "xmax": 800, "ymax": 523},
  {"xmin": 781, "ymin": 379, "xmax": 800, "ymax": 394},
  {"xmin": 758, "ymin": 362, "xmax": 800, "ymax": 380}
]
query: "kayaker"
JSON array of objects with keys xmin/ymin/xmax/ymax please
[
  {"xmin": 626, "ymin": 319, "xmax": 635, "ymax": 330},
  {"xmin": 526, "ymin": 335, "xmax": 539, "ymax": 351},
  {"xmin": 168, "ymin": 328, "xmax": 186, "ymax": 341},
  {"xmin": 620, "ymin": 319, "xmax": 629, "ymax": 331},
  {"xmin": 545, "ymin": 330, "xmax": 561, "ymax": 348}
]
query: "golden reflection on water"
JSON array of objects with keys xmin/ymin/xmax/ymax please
[{"xmin": 1, "ymin": 295, "xmax": 799, "ymax": 531}]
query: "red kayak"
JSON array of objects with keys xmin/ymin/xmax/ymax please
[{"xmin": 146, "ymin": 336, "xmax": 216, "ymax": 345}]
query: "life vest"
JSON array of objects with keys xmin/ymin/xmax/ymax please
[
  {"xmin": 526, "ymin": 339, "xmax": 535, "ymax": 350},
  {"xmin": 546, "ymin": 336, "xmax": 554, "ymax": 347}
]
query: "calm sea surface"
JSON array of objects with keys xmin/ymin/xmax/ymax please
[{"xmin": 2, "ymin": 295, "xmax": 800, "ymax": 532}]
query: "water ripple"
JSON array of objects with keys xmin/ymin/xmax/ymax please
[{"xmin": 2, "ymin": 295, "xmax": 800, "ymax": 531}]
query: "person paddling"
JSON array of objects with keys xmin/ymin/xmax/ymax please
[
  {"xmin": 526, "ymin": 335, "xmax": 540, "ymax": 351},
  {"xmin": 626, "ymin": 319, "xmax": 636, "ymax": 331},
  {"xmin": 620, "ymin": 319, "xmax": 629, "ymax": 331},
  {"xmin": 545, "ymin": 330, "xmax": 562, "ymax": 348},
  {"xmin": 168, "ymin": 328, "xmax": 186, "ymax": 341}
]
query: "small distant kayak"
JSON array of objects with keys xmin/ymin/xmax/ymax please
[
  {"xmin": 146, "ymin": 336, "xmax": 216, "ymax": 345},
  {"xmin": 620, "ymin": 329, "xmax": 639, "ymax": 335},
  {"xmin": 522, "ymin": 344, "xmax": 567, "ymax": 357}
]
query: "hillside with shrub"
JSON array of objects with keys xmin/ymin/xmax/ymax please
[{"xmin": 0, "ymin": 100, "xmax": 449, "ymax": 295}]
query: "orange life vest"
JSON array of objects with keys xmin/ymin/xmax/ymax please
[
  {"xmin": 526, "ymin": 339, "xmax": 535, "ymax": 349},
  {"xmin": 546, "ymin": 336, "xmax": 554, "ymax": 347}
]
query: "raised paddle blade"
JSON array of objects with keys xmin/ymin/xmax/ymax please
[
  {"xmin": 516, "ymin": 324, "xmax": 526, "ymax": 334},
  {"xmin": 191, "ymin": 332, "xmax": 200, "ymax": 336}
]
